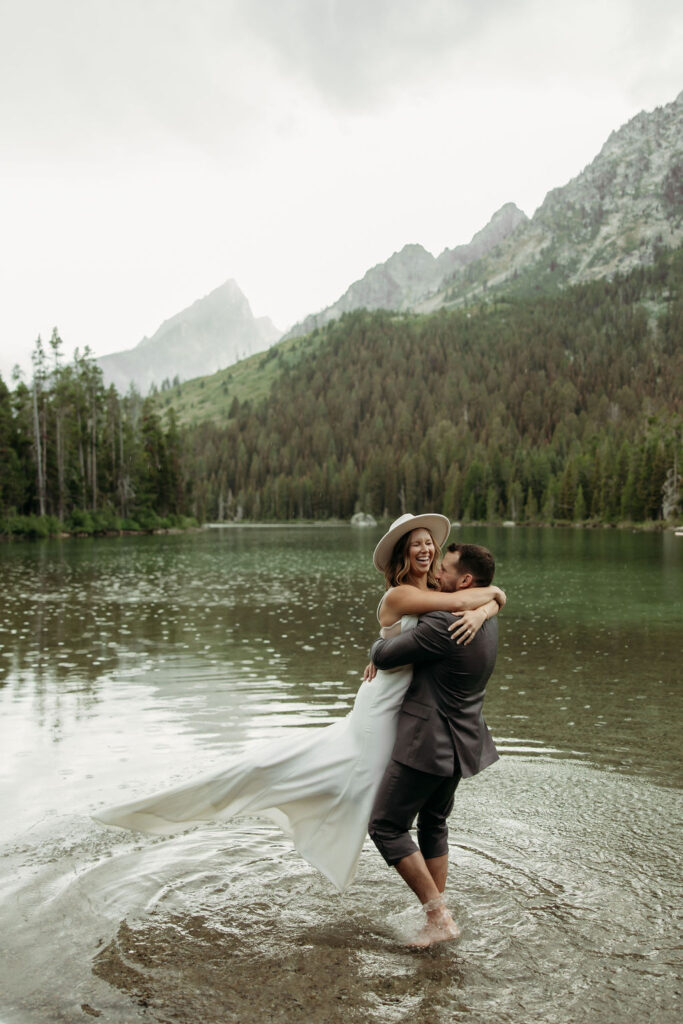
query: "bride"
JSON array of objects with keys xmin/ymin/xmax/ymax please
[{"xmin": 96, "ymin": 513, "xmax": 505, "ymax": 892}]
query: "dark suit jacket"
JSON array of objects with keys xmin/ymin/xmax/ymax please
[{"xmin": 371, "ymin": 610, "xmax": 499, "ymax": 779}]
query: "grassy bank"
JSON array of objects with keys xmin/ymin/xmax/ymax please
[
  {"xmin": 2, "ymin": 513, "xmax": 680, "ymax": 541},
  {"xmin": 0, "ymin": 511, "xmax": 199, "ymax": 540}
]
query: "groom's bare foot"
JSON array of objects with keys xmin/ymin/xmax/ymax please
[
  {"xmin": 407, "ymin": 899, "xmax": 461, "ymax": 948},
  {"xmin": 408, "ymin": 915, "xmax": 461, "ymax": 948}
]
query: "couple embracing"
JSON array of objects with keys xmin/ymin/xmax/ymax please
[{"xmin": 97, "ymin": 513, "xmax": 504, "ymax": 947}]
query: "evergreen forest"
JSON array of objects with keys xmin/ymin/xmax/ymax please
[
  {"xmin": 0, "ymin": 337, "xmax": 192, "ymax": 538},
  {"xmin": 1, "ymin": 246, "xmax": 682, "ymax": 537}
]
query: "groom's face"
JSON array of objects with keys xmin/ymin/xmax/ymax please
[{"xmin": 436, "ymin": 551, "xmax": 469, "ymax": 593}]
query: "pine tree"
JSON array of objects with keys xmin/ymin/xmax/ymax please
[{"xmin": 574, "ymin": 484, "xmax": 587, "ymax": 522}]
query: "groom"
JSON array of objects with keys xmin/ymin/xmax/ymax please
[{"xmin": 368, "ymin": 542, "xmax": 500, "ymax": 945}]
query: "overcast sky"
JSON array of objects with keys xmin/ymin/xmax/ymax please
[{"xmin": 1, "ymin": 0, "xmax": 681, "ymax": 382}]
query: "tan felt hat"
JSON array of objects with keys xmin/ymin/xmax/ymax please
[{"xmin": 372, "ymin": 512, "xmax": 451, "ymax": 572}]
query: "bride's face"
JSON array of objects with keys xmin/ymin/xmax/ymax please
[{"xmin": 406, "ymin": 528, "xmax": 436, "ymax": 579}]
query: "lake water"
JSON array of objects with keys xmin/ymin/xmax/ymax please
[{"xmin": 0, "ymin": 525, "xmax": 680, "ymax": 1023}]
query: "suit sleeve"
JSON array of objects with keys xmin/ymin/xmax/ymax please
[{"xmin": 371, "ymin": 611, "xmax": 453, "ymax": 670}]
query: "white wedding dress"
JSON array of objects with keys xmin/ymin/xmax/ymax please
[{"xmin": 96, "ymin": 605, "xmax": 416, "ymax": 893}]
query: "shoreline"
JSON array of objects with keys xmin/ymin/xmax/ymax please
[
  {"xmin": 1, "ymin": 517, "xmax": 680, "ymax": 543},
  {"xmin": 0, "ymin": 525, "xmax": 202, "ymax": 543}
]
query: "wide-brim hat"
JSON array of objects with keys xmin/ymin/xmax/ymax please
[{"xmin": 373, "ymin": 512, "xmax": 451, "ymax": 572}]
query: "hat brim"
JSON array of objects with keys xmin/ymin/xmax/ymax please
[{"xmin": 373, "ymin": 513, "xmax": 452, "ymax": 572}]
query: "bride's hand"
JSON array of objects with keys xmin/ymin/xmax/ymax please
[
  {"xmin": 363, "ymin": 661, "xmax": 378, "ymax": 682},
  {"xmin": 448, "ymin": 607, "xmax": 487, "ymax": 645}
]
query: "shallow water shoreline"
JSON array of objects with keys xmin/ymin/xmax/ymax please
[
  {"xmin": 2, "ymin": 762, "xmax": 680, "ymax": 1024},
  {"xmin": 1, "ymin": 524, "xmax": 680, "ymax": 1022},
  {"xmin": 2, "ymin": 516, "xmax": 680, "ymax": 543}
]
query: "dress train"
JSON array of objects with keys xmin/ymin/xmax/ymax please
[{"xmin": 96, "ymin": 614, "xmax": 416, "ymax": 892}]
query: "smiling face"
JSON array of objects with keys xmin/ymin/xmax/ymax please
[
  {"xmin": 405, "ymin": 528, "xmax": 436, "ymax": 582},
  {"xmin": 385, "ymin": 525, "xmax": 441, "ymax": 589}
]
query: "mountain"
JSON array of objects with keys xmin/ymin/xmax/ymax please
[
  {"xmin": 97, "ymin": 280, "xmax": 281, "ymax": 393},
  {"xmin": 103, "ymin": 91, "xmax": 681, "ymax": 395},
  {"xmin": 284, "ymin": 203, "xmax": 528, "ymax": 338},
  {"xmin": 421, "ymin": 90, "xmax": 683, "ymax": 308},
  {"xmin": 174, "ymin": 246, "xmax": 682, "ymax": 524},
  {"xmin": 284, "ymin": 91, "xmax": 682, "ymax": 335}
]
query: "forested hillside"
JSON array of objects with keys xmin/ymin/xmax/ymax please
[
  {"xmin": 1, "ymin": 246, "xmax": 681, "ymax": 535},
  {"xmin": 185, "ymin": 246, "xmax": 682, "ymax": 525}
]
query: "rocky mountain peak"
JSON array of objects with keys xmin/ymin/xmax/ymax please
[
  {"xmin": 284, "ymin": 203, "xmax": 527, "ymax": 339},
  {"xmin": 97, "ymin": 89, "xmax": 682, "ymax": 393},
  {"xmin": 431, "ymin": 90, "xmax": 683, "ymax": 306},
  {"xmin": 98, "ymin": 280, "xmax": 281, "ymax": 393}
]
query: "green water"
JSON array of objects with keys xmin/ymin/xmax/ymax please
[
  {"xmin": 0, "ymin": 525, "xmax": 680, "ymax": 1024},
  {"xmin": 2, "ymin": 524, "xmax": 680, "ymax": 782}
]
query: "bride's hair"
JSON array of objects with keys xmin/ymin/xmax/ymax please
[{"xmin": 385, "ymin": 529, "xmax": 441, "ymax": 590}]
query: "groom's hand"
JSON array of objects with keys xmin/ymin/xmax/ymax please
[{"xmin": 363, "ymin": 662, "xmax": 378, "ymax": 682}]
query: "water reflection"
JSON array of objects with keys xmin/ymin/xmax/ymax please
[
  {"xmin": 1, "ymin": 526, "xmax": 680, "ymax": 782},
  {"xmin": 0, "ymin": 526, "xmax": 681, "ymax": 1024}
]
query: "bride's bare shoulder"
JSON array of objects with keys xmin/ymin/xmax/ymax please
[
  {"xmin": 377, "ymin": 584, "xmax": 417, "ymax": 626},
  {"xmin": 378, "ymin": 586, "xmax": 400, "ymax": 627}
]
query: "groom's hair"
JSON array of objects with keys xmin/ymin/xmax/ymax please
[{"xmin": 446, "ymin": 543, "xmax": 495, "ymax": 586}]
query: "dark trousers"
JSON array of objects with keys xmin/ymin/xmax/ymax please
[{"xmin": 368, "ymin": 759, "xmax": 461, "ymax": 866}]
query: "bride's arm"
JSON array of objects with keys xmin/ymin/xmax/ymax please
[
  {"xmin": 381, "ymin": 584, "xmax": 505, "ymax": 647},
  {"xmin": 448, "ymin": 599, "xmax": 499, "ymax": 645},
  {"xmin": 381, "ymin": 584, "xmax": 505, "ymax": 622}
]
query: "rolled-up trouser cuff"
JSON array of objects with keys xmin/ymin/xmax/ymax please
[
  {"xmin": 368, "ymin": 760, "xmax": 460, "ymax": 866},
  {"xmin": 369, "ymin": 825, "xmax": 420, "ymax": 866}
]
